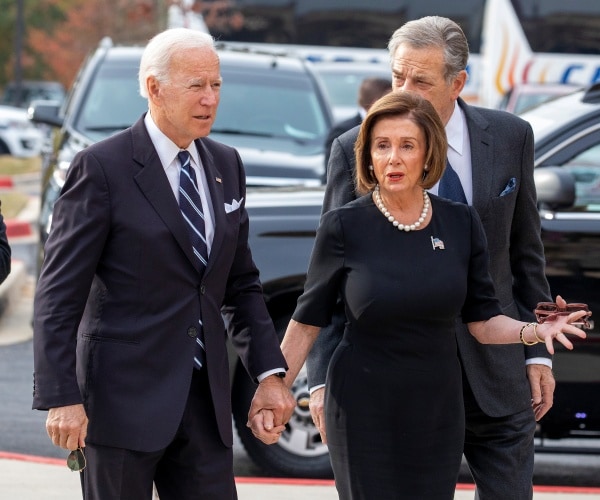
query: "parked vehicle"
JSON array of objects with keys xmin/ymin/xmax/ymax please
[
  {"xmin": 0, "ymin": 104, "xmax": 44, "ymax": 157},
  {"xmin": 1, "ymin": 80, "xmax": 66, "ymax": 109},
  {"xmin": 497, "ymin": 82, "xmax": 582, "ymax": 115}
]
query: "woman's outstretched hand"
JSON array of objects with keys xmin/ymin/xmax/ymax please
[{"xmin": 531, "ymin": 295, "xmax": 589, "ymax": 354}]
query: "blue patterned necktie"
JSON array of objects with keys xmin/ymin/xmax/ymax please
[
  {"xmin": 439, "ymin": 160, "xmax": 467, "ymax": 204},
  {"xmin": 178, "ymin": 150, "xmax": 207, "ymax": 368}
]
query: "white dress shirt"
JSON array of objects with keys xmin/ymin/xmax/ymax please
[{"xmin": 144, "ymin": 112, "xmax": 214, "ymax": 255}]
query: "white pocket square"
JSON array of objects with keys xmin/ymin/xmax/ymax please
[{"xmin": 224, "ymin": 197, "xmax": 243, "ymax": 213}]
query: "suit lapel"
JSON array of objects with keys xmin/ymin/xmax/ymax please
[
  {"xmin": 130, "ymin": 117, "xmax": 199, "ymax": 270},
  {"xmin": 459, "ymin": 99, "xmax": 495, "ymax": 213},
  {"xmin": 195, "ymin": 138, "xmax": 226, "ymax": 276}
]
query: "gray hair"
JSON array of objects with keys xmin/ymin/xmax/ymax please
[
  {"xmin": 387, "ymin": 16, "xmax": 469, "ymax": 84},
  {"xmin": 139, "ymin": 28, "xmax": 216, "ymax": 98}
]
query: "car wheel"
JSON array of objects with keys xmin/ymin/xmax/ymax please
[
  {"xmin": 0, "ymin": 140, "xmax": 10, "ymax": 155},
  {"xmin": 231, "ymin": 314, "xmax": 333, "ymax": 479}
]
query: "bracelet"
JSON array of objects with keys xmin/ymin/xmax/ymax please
[
  {"xmin": 519, "ymin": 322, "xmax": 538, "ymax": 346},
  {"xmin": 533, "ymin": 323, "xmax": 544, "ymax": 343}
]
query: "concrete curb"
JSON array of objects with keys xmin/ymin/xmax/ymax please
[{"xmin": 4, "ymin": 195, "xmax": 38, "ymax": 238}]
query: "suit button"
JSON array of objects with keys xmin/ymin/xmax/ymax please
[
  {"xmin": 200, "ymin": 284, "xmax": 206, "ymax": 295},
  {"xmin": 187, "ymin": 327, "xmax": 197, "ymax": 338}
]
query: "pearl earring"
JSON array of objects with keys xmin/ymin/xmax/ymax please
[
  {"xmin": 424, "ymin": 163, "xmax": 429, "ymax": 171},
  {"xmin": 368, "ymin": 165, "xmax": 374, "ymax": 171}
]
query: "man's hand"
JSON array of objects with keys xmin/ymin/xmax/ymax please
[
  {"xmin": 309, "ymin": 387, "xmax": 327, "ymax": 444},
  {"xmin": 46, "ymin": 404, "xmax": 88, "ymax": 450},
  {"xmin": 247, "ymin": 375, "xmax": 296, "ymax": 444},
  {"xmin": 527, "ymin": 364, "xmax": 556, "ymax": 421}
]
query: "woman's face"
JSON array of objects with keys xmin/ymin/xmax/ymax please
[{"xmin": 370, "ymin": 115, "xmax": 427, "ymax": 197}]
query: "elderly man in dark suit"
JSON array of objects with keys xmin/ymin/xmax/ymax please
[
  {"xmin": 33, "ymin": 28, "xmax": 295, "ymax": 500},
  {"xmin": 307, "ymin": 16, "xmax": 552, "ymax": 500},
  {"xmin": 0, "ymin": 199, "xmax": 10, "ymax": 284}
]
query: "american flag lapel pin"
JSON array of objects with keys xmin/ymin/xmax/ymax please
[
  {"xmin": 215, "ymin": 177, "xmax": 222, "ymax": 183},
  {"xmin": 431, "ymin": 236, "xmax": 445, "ymax": 250}
]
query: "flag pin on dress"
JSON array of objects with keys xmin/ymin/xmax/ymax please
[{"xmin": 431, "ymin": 236, "xmax": 445, "ymax": 250}]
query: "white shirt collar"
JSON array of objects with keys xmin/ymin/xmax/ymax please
[
  {"xmin": 143, "ymin": 112, "xmax": 200, "ymax": 168},
  {"xmin": 445, "ymin": 103, "xmax": 465, "ymax": 156}
]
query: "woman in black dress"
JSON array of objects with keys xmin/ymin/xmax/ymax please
[{"xmin": 249, "ymin": 92, "xmax": 587, "ymax": 499}]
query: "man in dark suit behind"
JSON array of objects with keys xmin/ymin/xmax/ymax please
[
  {"xmin": 308, "ymin": 16, "xmax": 553, "ymax": 500},
  {"xmin": 33, "ymin": 28, "xmax": 295, "ymax": 499},
  {"xmin": 0, "ymin": 199, "xmax": 10, "ymax": 284},
  {"xmin": 323, "ymin": 76, "xmax": 391, "ymax": 171}
]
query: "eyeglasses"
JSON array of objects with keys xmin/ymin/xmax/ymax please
[
  {"xmin": 67, "ymin": 447, "xmax": 86, "ymax": 472},
  {"xmin": 535, "ymin": 302, "xmax": 592, "ymax": 329}
]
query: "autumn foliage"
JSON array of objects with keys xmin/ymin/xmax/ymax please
[{"xmin": 2, "ymin": 0, "xmax": 164, "ymax": 91}]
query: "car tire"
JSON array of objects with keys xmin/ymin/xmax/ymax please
[{"xmin": 231, "ymin": 314, "xmax": 333, "ymax": 479}]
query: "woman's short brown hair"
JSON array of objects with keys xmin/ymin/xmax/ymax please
[{"xmin": 354, "ymin": 91, "xmax": 447, "ymax": 195}]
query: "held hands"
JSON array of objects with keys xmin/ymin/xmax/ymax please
[
  {"xmin": 522, "ymin": 296, "xmax": 590, "ymax": 354},
  {"xmin": 247, "ymin": 374, "xmax": 296, "ymax": 445}
]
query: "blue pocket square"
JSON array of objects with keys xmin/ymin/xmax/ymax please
[{"xmin": 499, "ymin": 177, "xmax": 517, "ymax": 196}]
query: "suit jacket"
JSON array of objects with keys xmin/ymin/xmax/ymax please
[
  {"xmin": 0, "ymin": 206, "xmax": 10, "ymax": 285},
  {"xmin": 324, "ymin": 113, "xmax": 363, "ymax": 175},
  {"xmin": 33, "ymin": 115, "xmax": 286, "ymax": 451},
  {"xmin": 309, "ymin": 98, "xmax": 552, "ymax": 417}
]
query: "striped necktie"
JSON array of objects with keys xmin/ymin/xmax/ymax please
[
  {"xmin": 439, "ymin": 160, "xmax": 467, "ymax": 204},
  {"xmin": 178, "ymin": 150, "xmax": 209, "ymax": 272},
  {"xmin": 178, "ymin": 150, "xmax": 207, "ymax": 368}
]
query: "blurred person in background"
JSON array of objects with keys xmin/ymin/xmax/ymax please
[{"xmin": 324, "ymin": 76, "xmax": 392, "ymax": 171}]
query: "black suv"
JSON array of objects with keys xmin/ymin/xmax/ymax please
[{"xmin": 520, "ymin": 85, "xmax": 600, "ymax": 444}]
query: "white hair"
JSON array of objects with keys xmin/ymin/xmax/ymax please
[{"xmin": 139, "ymin": 28, "xmax": 216, "ymax": 98}]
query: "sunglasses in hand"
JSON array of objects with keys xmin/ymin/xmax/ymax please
[
  {"xmin": 535, "ymin": 302, "xmax": 593, "ymax": 330},
  {"xmin": 67, "ymin": 447, "xmax": 86, "ymax": 472}
]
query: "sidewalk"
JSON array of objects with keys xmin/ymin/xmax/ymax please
[{"xmin": 1, "ymin": 453, "xmax": 600, "ymax": 499}]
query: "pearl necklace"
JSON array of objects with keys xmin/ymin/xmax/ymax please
[{"xmin": 373, "ymin": 185, "xmax": 430, "ymax": 232}]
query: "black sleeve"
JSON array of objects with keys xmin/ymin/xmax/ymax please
[{"xmin": 0, "ymin": 202, "xmax": 11, "ymax": 285}]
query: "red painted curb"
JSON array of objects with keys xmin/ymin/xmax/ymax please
[
  {"xmin": 0, "ymin": 451, "xmax": 63, "ymax": 466},
  {"xmin": 0, "ymin": 177, "xmax": 14, "ymax": 188},
  {"xmin": 2, "ymin": 451, "xmax": 600, "ymax": 494},
  {"xmin": 5, "ymin": 219, "xmax": 33, "ymax": 238}
]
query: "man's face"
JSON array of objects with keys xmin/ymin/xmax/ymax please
[
  {"xmin": 390, "ymin": 44, "xmax": 465, "ymax": 125},
  {"xmin": 148, "ymin": 46, "xmax": 222, "ymax": 148}
]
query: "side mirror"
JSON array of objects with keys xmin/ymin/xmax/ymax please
[
  {"xmin": 27, "ymin": 99, "xmax": 63, "ymax": 128},
  {"xmin": 534, "ymin": 166, "xmax": 576, "ymax": 210}
]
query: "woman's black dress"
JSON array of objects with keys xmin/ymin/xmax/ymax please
[{"xmin": 293, "ymin": 194, "xmax": 502, "ymax": 500}]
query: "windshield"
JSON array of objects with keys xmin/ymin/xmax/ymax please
[
  {"xmin": 73, "ymin": 57, "xmax": 329, "ymax": 145},
  {"xmin": 74, "ymin": 60, "xmax": 147, "ymax": 142},
  {"xmin": 213, "ymin": 69, "xmax": 329, "ymax": 144}
]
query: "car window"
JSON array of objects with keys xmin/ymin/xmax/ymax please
[
  {"xmin": 214, "ymin": 71, "xmax": 328, "ymax": 143},
  {"xmin": 561, "ymin": 143, "xmax": 600, "ymax": 212},
  {"xmin": 74, "ymin": 61, "xmax": 147, "ymax": 142}
]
